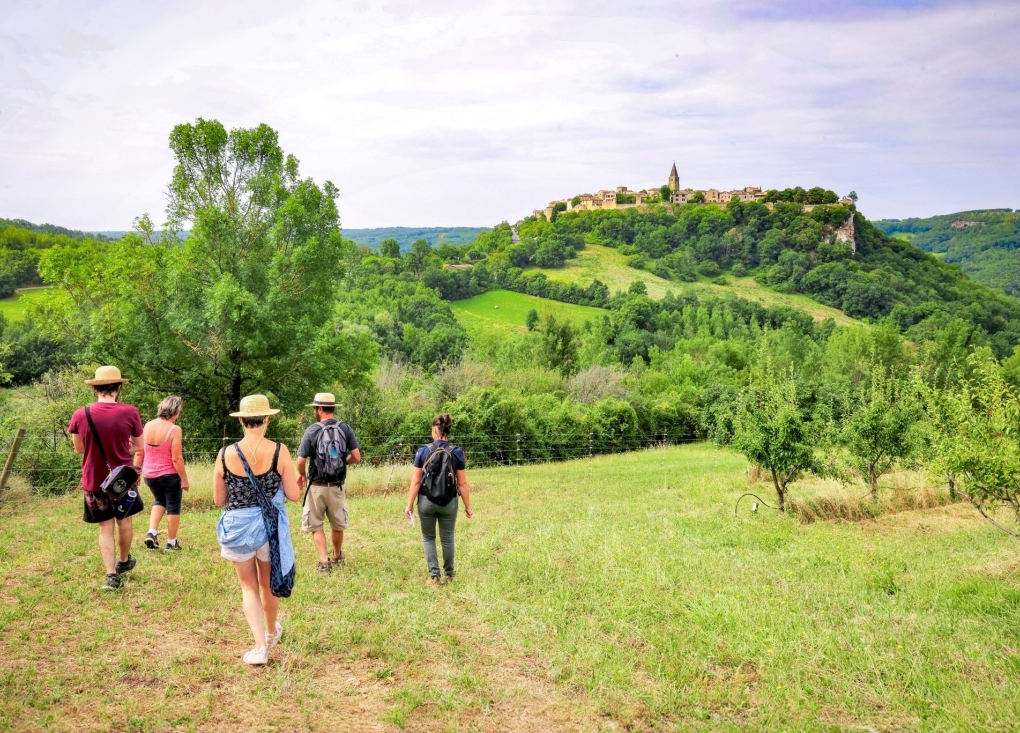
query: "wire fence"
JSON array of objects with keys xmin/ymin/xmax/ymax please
[{"xmin": 0, "ymin": 429, "xmax": 711, "ymax": 494}]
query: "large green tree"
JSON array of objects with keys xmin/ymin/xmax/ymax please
[{"xmin": 38, "ymin": 119, "xmax": 375, "ymax": 432}]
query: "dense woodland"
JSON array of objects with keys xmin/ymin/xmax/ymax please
[
  {"xmin": 3, "ymin": 119, "xmax": 1020, "ymax": 537},
  {"xmin": 876, "ymin": 209, "xmax": 1020, "ymax": 296}
]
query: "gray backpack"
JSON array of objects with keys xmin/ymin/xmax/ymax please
[{"xmin": 310, "ymin": 421, "xmax": 349, "ymax": 485}]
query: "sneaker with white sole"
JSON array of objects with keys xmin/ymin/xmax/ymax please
[
  {"xmin": 243, "ymin": 646, "xmax": 269, "ymax": 665},
  {"xmin": 266, "ymin": 622, "xmax": 283, "ymax": 648},
  {"xmin": 144, "ymin": 532, "xmax": 158, "ymax": 550}
]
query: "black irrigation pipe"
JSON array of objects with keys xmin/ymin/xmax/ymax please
[{"xmin": 733, "ymin": 492, "xmax": 780, "ymax": 516}]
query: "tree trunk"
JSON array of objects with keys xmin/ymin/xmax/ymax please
[
  {"xmin": 228, "ymin": 350, "xmax": 242, "ymax": 412},
  {"xmin": 868, "ymin": 462, "xmax": 878, "ymax": 499},
  {"xmin": 947, "ymin": 475, "xmax": 957, "ymax": 500},
  {"xmin": 771, "ymin": 467, "xmax": 785, "ymax": 512}
]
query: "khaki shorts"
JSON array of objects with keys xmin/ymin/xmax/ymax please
[{"xmin": 302, "ymin": 483, "xmax": 349, "ymax": 532}]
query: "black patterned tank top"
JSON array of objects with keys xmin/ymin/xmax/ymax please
[{"xmin": 221, "ymin": 442, "xmax": 283, "ymax": 510}]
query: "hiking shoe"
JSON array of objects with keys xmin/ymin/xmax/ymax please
[
  {"xmin": 266, "ymin": 622, "xmax": 283, "ymax": 649},
  {"xmin": 317, "ymin": 561, "xmax": 332, "ymax": 574},
  {"xmin": 115, "ymin": 555, "xmax": 136, "ymax": 574},
  {"xmin": 243, "ymin": 646, "xmax": 269, "ymax": 665},
  {"xmin": 165, "ymin": 541, "xmax": 181, "ymax": 551},
  {"xmin": 425, "ymin": 576, "xmax": 441, "ymax": 586},
  {"xmin": 102, "ymin": 573, "xmax": 122, "ymax": 591},
  {"xmin": 144, "ymin": 532, "xmax": 158, "ymax": 550},
  {"xmin": 331, "ymin": 551, "xmax": 345, "ymax": 568},
  {"xmin": 441, "ymin": 575, "xmax": 454, "ymax": 585}
]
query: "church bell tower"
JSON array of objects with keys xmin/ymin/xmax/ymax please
[{"xmin": 668, "ymin": 162, "xmax": 680, "ymax": 192}]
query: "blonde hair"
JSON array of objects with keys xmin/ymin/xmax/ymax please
[{"xmin": 157, "ymin": 395, "xmax": 183, "ymax": 420}]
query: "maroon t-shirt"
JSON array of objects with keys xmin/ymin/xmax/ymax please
[{"xmin": 68, "ymin": 402, "xmax": 143, "ymax": 492}]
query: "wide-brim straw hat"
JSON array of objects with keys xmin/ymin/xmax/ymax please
[
  {"xmin": 229, "ymin": 394, "xmax": 281, "ymax": 417},
  {"xmin": 85, "ymin": 365, "xmax": 129, "ymax": 386},
  {"xmin": 307, "ymin": 392, "xmax": 337, "ymax": 407}
]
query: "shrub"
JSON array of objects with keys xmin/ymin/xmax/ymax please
[{"xmin": 698, "ymin": 260, "xmax": 721, "ymax": 277}]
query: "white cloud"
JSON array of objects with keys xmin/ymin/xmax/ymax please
[{"xmin": 0, "ymin": 0, "xmax": 1017, "ymax": 230}]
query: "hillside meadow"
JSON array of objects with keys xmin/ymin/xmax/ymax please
[
  {"xmin": 0, "ymin": 287, "xmax": 55, "ymax": 323},
  {"xmin": 529, "ymin": 244, "xmax": 859, "ymax": 326},
  {"xmin": 450, "ymin": 290, "xmax": 606, "ymax": 333},
  {"xmin": 2, "ymin": 445, "xmax": 1018, "ymax": 732}
]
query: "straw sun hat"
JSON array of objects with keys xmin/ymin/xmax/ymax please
[
  {"xmin": 307, "ymin": 392, "xmax": 337, "ymax": 407},
  {"xmin": 85, "ymin": 365, "xmax": 129, "ymax": 386},
  {"xmin": 229, "ymin": 394, "xmax": 281, "ymax": 417}
]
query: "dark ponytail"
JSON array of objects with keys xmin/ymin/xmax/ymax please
[{"xmin": 433, "ymin": 413, "xmax": 452, "ymax": 438}]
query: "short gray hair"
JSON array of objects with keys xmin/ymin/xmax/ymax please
[{"xmin": 157, "ymin": 396, "xmax": 183, "ymax": 420}]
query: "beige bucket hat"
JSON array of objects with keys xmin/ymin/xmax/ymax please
[
  {"xmin": 307, "ymin": 392, "xmax": 337, "ymax": 407},
  {"xmin": 85, "ymin": 365, "xmax": 129, "ymax": 386},
  {"xmin": 229, "ymin": 394, "xmax": 281, "ymax": 417}
]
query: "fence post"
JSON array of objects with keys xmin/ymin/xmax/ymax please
[
  {"xmin": 0, "ymin": 428, "xmax": 26, "ymax": 492},
  {"xmin": 516, "ymin": 433, "xmax": 521, "ymax": 489},
  {"xmin": 661, "ymin": 431, "xmax": 667, "ymax": 490}
]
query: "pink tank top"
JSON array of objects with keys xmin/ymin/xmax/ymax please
[{"xmin": 143, "ymin": 424, "xmax": 178, "ymax": 478}]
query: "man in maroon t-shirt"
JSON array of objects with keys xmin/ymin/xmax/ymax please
[{"xmin": 68, "ymin": 366, "xmax": 145, "ymax": 591}]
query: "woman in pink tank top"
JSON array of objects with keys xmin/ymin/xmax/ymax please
[{"xmin": 134, "ymin": 396, "xmax": 190, "ymax": 550}]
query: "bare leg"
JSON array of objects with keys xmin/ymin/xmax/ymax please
[
  {"xmin": 257, "ymin": 557, "xmax": 279, "ymax": 634},
  {"xmin": 97, "ymin": 519, "xmax": 116, "ymax": 574},
  {"xmin": 311, "ymin": 530, "xmax": 328, "ymax": 563},
  {"xmin": 233, "ymin": 559, "xmax": 267, "ymax": 650},
  {"xmin": 331, "ymin": 529, "xmax": 344, "ymax": 560},
  {"xmin": 115, "ymin": 516, "xmax": 133, "ymax": 562},
  {"xmin": 148, "ymin": 505, "xmax": 166, "ymax": 534},
  {"xmin": 167, "ymin": 514, "xmax": 180, "ymax": 541}
]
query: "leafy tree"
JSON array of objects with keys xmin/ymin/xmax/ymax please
[
  {"xmin": 848, "ymin": 191, "xmax": 858, "ymax": 203},
  {"xmin": 659, "ymin": 185, "xmax": 672, "ymax": 201},
  {"xmin": 380, "ymin": 238, "xmax": 401, "ymax": 259},
  {"xmin": 926, "ymin": 351, "xmax": 1020, "ymax": 539},
  {"xmin": 830, "ymin": 372, "xmax": 919, "ymax": 497},
  {"xmin": 38, "ymin": 118, "xmax": 375, "ymax": 432},
  {"xmin": 732, "ymin": 350, "xmax": 814, "ymax": 511},
  {"xmin": 526, "ymin": 309, "xmax": 539, "ymax": 331},
  {"xmin": 540, "ymin": 315, "xmax": 578, "ymax": 375}
]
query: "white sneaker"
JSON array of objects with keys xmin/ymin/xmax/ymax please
[
  {"xmin": 243, "ymin": 646, "xmax": 269, "ymax": 665},
  {"xmin": 266, "ymin": 622, "xmax": 283, "ymax": 649}
]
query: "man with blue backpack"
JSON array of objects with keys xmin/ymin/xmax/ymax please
[{"xmin": 296, "ymin": 393, "xmax": 361, "ymax": 574}]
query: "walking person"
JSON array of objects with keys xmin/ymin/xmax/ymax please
[
  {"xmin": 136, "ymin": 396, "xmax": 190, "ymax": 551},
  {"xmin": 404, "ymin": 414, "xmax": 473, "ymax": 586},
  {"xmin": 213, "ymin": 394, "xmax": 300, "ymax": 666},
  {"xmin": 68, "ymin": 366, "xmax": 146, "ymax": 591},
  {"xmin": 296, "ymin": 393, "xmax": 361, "ymax": 574}
]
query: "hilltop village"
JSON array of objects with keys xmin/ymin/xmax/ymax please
[{"xmin": 535, "ymin": 163, "xmax": 853, "ymax": 221}]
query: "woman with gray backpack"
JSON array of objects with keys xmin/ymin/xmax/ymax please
[{"xmin": 404, "ymin": 414, "xmax": 473, "ymax": 585}]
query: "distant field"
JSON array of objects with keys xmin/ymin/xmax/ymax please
[
  {"xmin": 0, "ymin": 287, "xmax": 57, "ymax": 322},
  {"xmin": 531, "ymin": 244, "xmax": 860, "ymax": 326},
  {"xmin": 451, "ymin": 290, "xmax": 606, "ymax": 333},
  {"xmin": 346, "ymin": 227, "xmax": 489, "ymax": 252}
]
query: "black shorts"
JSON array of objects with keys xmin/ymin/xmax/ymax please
[
  {"xmin": 145, "ymin": 474, "xmax": 183, "ymax": 515},
  {"xmin": 82, "ymin": 488, "xmax": 145, "ymax": 524}
]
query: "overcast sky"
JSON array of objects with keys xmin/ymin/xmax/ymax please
[{"xmin": 1, "ymin": 0, "xmax": 1018, "ymax": 230}]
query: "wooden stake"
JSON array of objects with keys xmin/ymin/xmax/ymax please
[{"xmin": 0, "ymin": 428, "xmax": 26, "ymax": 492}]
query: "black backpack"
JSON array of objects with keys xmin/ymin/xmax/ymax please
[
  {"xmin": 420, "ymin": 442, "xmax": 459, "ymax": 506},
  {"xmin": 310, "ymin": 420, "xmax": 349, "ymax": 485}
]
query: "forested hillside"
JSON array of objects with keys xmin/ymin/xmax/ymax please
[
  {"xmin": 874, "ymin": 209, "xmax": 1020, "ymax": 295},
  {"xmin": 345, "ymin": 226, "xmax": 489, "ymax": 252}
]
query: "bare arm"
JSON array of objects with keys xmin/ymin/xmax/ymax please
[
  {"xmin": 213, "ymin": 449, "xmax": 227, "ymax": 507},
  {"xmin": 275, "ymin": 445, "xmax": 302, "ymax": 503},
  {"xmin": 457, "ymin": 469, "xmax": 473, "ymax": 519},
  {"xmin": 405, "ymin": 466, "xmax": 423, "ymax": 516},
  {"xmin": 71, "ymin": 433, "xmax": 85, "ymax": 455},
  {"xmin": 129, "ymin": 433, "xmax": 145, "ymax": 455},
  {"xmin": 296, "ymin": 456, "xmax": 307, "ymax": 490},
  {"xmin": 171, "ymin": 429, "xmax": 189, "ymax": 489},
  {"xmin": 347, "ymin": 447, "xmax": 361, "ymax": 465}
]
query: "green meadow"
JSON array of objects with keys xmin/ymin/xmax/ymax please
[
  {"xmin": 531, "ymin": 244, "xmax": 859, "ymax": 326},
  {"xmin": 2, "ymin": 445, "xmax": 1018, "ymax": 731},
  {"xmin": 450, "ymin": 289, "xmax": 606, "ymax": 333},
  {"xmin": 0, "ymin": 287, "xmax": 55, "ymax": 322}
]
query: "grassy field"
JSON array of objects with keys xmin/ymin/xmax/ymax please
[
  {"xmin": 0, "ymin": 287, "xmax": 56, "ymax": 322},
  {"xmin": 450, "ymin": 290, "xmax": 606, "ymax": 334},
  {"xmin": 531, "ymin": 245, "xmax": 860, "ymax": 327},
  {"xmin": 2, "ymin": 445, "xmax": 1019, "ymax": 731}
]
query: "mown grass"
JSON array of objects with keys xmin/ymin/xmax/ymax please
[
  {"xmin": 1, "ymin": 445, "xmax": 1019, "ymax": 731},
  {"xmin": 0, "ymin": 287, "xmax": 56, "ymax": 323},
  {"xmin": 450, "ymin": 289, "xmax": 606, "ymax": 334},
  {"xmin": 530, "ymin": 244, "xmax": 860, "ymax": 326}
]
